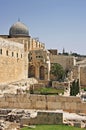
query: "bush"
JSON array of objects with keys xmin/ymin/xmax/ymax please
[{"xmin": 84, "ymin": 88, "xmax": 86, "ymax": 91}]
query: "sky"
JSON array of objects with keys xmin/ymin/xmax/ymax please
[{"xmin": 0, "ymin": 0, "xmax": 86, "ymax": 55}]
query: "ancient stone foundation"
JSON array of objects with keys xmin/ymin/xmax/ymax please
[
  {"xmin": 20, "ymin": 111, "xmax": 63, "ymax": 125},
  {"xmin": 0, "ymin": 94, "xmax": 86, "ymax": 113}
]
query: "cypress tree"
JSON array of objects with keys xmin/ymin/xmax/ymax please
[{"xmin": 70, "ymin": 79, "xmax": 79, "ymax": 96}]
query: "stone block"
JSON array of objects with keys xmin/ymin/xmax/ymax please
[
  {"xmin": 37, "ymin": 95, "xmax": 46, "ymax": 101},
  {"xmin": 46, "ymin": 95, "xmax": 56, "ymax": 102},
  {"xmin": 30, "ymin": 94, "xmax": 38, "ymax": 102},
  {"xmin": 6, "ymin": 97, "xmax": 17, "ymax": 103},
  {"xmin": 67, "ymin": 97, "xmax": 81, "ymax": 103},
  {"xmin": 57, "ymin": 96, "xmax": 67, "ymax": 102},
  {"xmin": 0, "ymin": 102, "xmax": 8, "ymax": 108},
  {"xmin": 70, "ymin": 102, "xmax": 77, "ymax": 110},
  {"xmin": 21, "ymin": 111, "xmax": 63, "ymax": 125},
  {"xmin": 74, "ymin": 122, "xmax": 81, "ymax": 128},
  {"xmin": 48, "ymin": 102, "xmax": 61, "ymax": 110},
  {"xmin": 36, "ymin": 101, "xmax": 46, "ymax": 109},
  {"xmin": 0, "ymin": 97, "xmax": 5, "ymax": 102}
]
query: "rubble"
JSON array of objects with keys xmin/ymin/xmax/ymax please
[
  {"xmin": 0, "ymin": 109, "xmax": 86, "ymax": 129},
  {"xmin": 62, "ymin": 110, "xmax": 86, "ymax": 128},
  {"xmin": 0, "ymin": 78, "xmax": 38, "ymax": 95}
]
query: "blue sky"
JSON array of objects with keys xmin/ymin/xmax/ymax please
[{"xmin": 0, "ymin": 0, "xmax": 86, "ymax": 54}]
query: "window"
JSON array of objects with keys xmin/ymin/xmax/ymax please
[
  {"xmin": 0, "ymin": 49, "xmax": 2, "ymax": 55},
  {"xmin": 21, "ymin": 54, "xmax": 22, "ymax": 58},
  {"xmin": 17, "ymin": 53, "xmax": 18, "ymax": 58},
  {"xmin": 6, "ymin": 50, "xmax": 8, "ymax": 56},
  {"xmin": 12, "ymin": 52, "xmax": 14, "ymax": 57}
]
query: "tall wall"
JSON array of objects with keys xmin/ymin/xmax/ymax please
[
  {"xmin": 0, "ymin": 38, "xmax": 24, "ymax": 84},
  {"xmin": 0, "ymin": 94, "xmax": 86, "ymax": 114},
  {"xmin": 6, "ymin": 36, "xmax": 46, "ymax": 79},
  {"xmin": 72, "ymin": 66, "xmax": 79, "ymax": 80},
  {"xmin": 80, "ymin": 66, "xmax": 86, "ymax": 87},
  {"xmin": 0, "ymin": 56, "xmax": 24, "ymax": 83},
  {"xmin": 7, "ymin": 37, "xmax": 45, "ymax": 51},
  {"xmin": 72, "ymin": 65, "xmax": 86, "ymax": 87},
  {"xmin": 50, "ymin": 54, "xmax": 76, "ymax": 70}
]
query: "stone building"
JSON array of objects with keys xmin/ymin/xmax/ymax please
[
  {"xmin": 0, "ymin": 20, "xmax": 83, "ymax": 85},
  {"xmin": 0, "ymin": 21, "xmax": 51, "ymax": 84},
  {"xmin": 50, "ymin": 54, "xmax": 76, "ymax": 70},
  {"xmin": 0, "ymin": 38, "xmax": 24, "ymax": 83},
  {"xmin": 73, "ymin": 60, "xmax": 86, "ymax": 88}
]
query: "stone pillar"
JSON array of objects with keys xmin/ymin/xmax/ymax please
[
  {"xmin": 46, "ymin": 60, "xmax": 50, "ymax": 81},
  {"xmin": 24, "ymin": 40, "xmax": 28, "ymax": 79},
  {"xmin": 35, "ymin": 63, "xmax": 39, "ymax": 80},
  {"xmin": 78, "ymin": 65, "xmax": 81, "ymax": 93},
  {"xmin": 29, "ymin": 38, "xmax": 32, "ymax": 50}
]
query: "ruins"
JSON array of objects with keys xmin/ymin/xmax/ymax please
[{"xmin": 0, "ymin": 21, "xmax": 86, "ymax": 129}]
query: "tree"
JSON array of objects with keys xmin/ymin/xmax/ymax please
[
  {"xmin": 70, "ymin": 79, "xmax": 80, "ymax": 96},
  {"xmin": 50, "ymin": 63, "xmax": 65, "ymax": 81},
  {"xmin": 70, "ymin": 80, "xmax": 76, "ymax": 96},
  {"xmin": 76, "ymin": 79, "xmax": 80, "ymax": 94}
]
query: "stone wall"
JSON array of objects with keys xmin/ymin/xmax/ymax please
[
  {"xmin": 21, "ymin": 111, "xmax": 63, "ymax": 125},
  {"xmin": 50, "ymin": 54, "xmax": 76, "ymax": 70},
  {"xmin": 0, "ymin": 38, "xmax": 24, "ymax": 84},
  {"xmin": 48, "ymin": 49, "xmax": 58, "ymax": 55},
  {"xmin": 0, "ymin": 94, "xmax": 86, "ymax": 114},
  {"xmin": 0, "ymin": 56, "xmax": 24, "ymax": 83},
  {"xmin": 80, "ymin": 67, "xmax": 86, "ymax": 87},
  {"xmin": 52, "ymin": 81, "xmax": 70, "ymax": 90},
  {"xmin": 72, "ymin": 65, "xmax": 86, "ymax": 87},
  {"xmin": 7, "ymin": 37, "xmax": 45, "ymax": 50}
]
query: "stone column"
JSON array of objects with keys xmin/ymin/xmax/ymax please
[
  {"xmin": 46, "ymin": 60, "xmax": 50, "ymax": 81},
  {"xmin": 78, "ymin": 65, "xmax": 81, "ymax": 93},
  {"xmin": 35, "ymin": 63, "xmax": 39, "ymax": 80},
  {"xmin": 24, "ymin": 40, "xmax": 28, "ymax": 79}
]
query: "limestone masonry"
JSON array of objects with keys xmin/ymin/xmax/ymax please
[
  {"xmin": 0, "ymin": 20, "xmax": 86, "ymax": 87},
  {"xmin": 0, "ymin": 94, "xmax": 85, "ymax": 114},
  {"xmin": 0, "ymin": 20, "xmax": 86, "ymax": 129}
]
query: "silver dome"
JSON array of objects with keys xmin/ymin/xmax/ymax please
[{"xmin": 9, "ymin": 21, "xmax": 29, "ymax": 36}]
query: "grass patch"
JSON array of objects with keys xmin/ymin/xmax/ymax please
[
  {"xmin": 33, "ymin": 87, "xmax": 64, "ymax": 95},
  {"xmin": 21, "ymin": 125, "xmax": 82, "ymax": 130}
]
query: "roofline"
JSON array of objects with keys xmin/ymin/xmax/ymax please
[{"xmin": 0, "ymin": 35, "xmax": 31, "ymax": 38}]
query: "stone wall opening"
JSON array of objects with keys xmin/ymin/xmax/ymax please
[
  {"xmin": 28, "ymin": 65, "xmax": 35, "ymax": 78},
  {"xmin": 39, "ymin": 66, "xmax": 45, "ymax": 80}
]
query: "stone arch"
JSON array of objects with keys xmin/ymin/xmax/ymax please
[
  {"xmin": 28, "ymin": 65, "xmax": 35, "ymax": 78},
  {"xmin": 39, "ymin": 66, "xmax": 45, "ymax": 80}
]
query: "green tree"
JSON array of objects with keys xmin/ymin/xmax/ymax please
[
  {"xmin": 51, "ymin": 63, "xmax": 65, "ymax": 81},
  {"xmin": 76, "ymin": 79, "xmax": 80, "ymax": 94},
  {"xmin": 70, "ymin": 79, "xmax": 80, "ymax": 96}
]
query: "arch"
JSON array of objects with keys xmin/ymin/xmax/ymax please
[
  {"xmin": 39, "ymin": 66, "xmax": 45, "ymax": 80},
  {"xmin": 28, "ymin": 65, "xmax": 35, "ymax": 78}
]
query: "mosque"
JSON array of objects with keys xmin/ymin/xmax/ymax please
[{"xmin": 0, "ymin": 20, "xmax": 85, "ymax": 87}]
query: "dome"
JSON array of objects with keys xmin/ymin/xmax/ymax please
[{"xmin": 9, "ymin": 21, "xmax": 29, "ymax": 36}]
